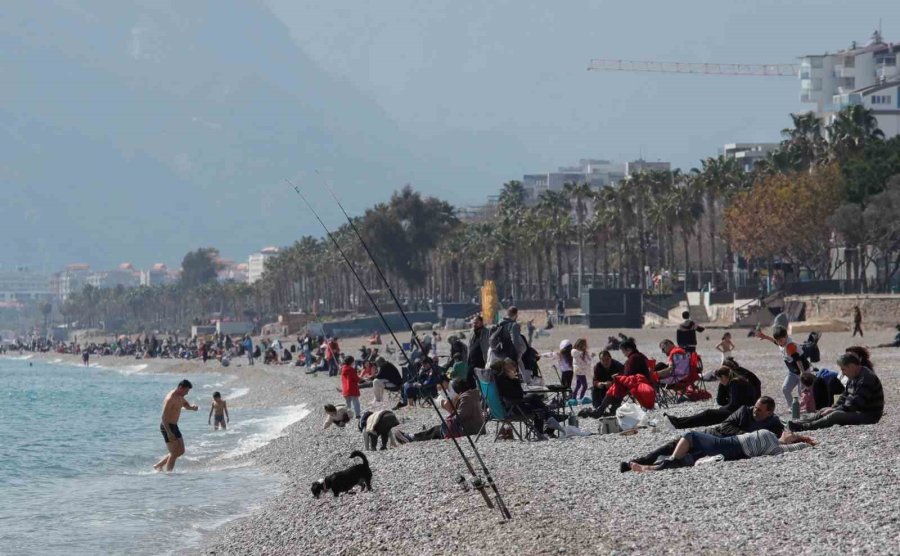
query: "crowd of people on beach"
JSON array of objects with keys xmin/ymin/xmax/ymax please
[{"xmin": 312, "ymin": 306, "xmax": 886, "ymax": 477}]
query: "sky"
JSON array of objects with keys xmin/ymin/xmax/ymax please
[{"xmin": 267, "ymin": 0, "xmax": 894, "ymax": 178}]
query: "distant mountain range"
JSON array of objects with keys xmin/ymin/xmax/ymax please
[{"xmin": 0, "ymin": 0, "xmax": 466, "ymax": 270}]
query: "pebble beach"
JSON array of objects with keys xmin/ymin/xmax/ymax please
[{"xmin": 181, "ymin": 324, "xmax": 899, "ymax": 555}]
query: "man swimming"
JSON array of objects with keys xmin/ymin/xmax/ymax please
[{"xmin": 153, "ymin": 379, "xmax": 198, "ymax": 472}]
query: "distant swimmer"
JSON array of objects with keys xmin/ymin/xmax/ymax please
[
  {"xmin": 208, "ymin": 391, "xmax": 229, "ymax": 430},
  {"xmin": 153, "ymin": 379, "xmax": 198, "ymax": 472}
]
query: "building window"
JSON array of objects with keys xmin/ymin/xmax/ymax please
[{"xmin": 871, "ymin": 95, "xmax": 892, "ymax": 105}]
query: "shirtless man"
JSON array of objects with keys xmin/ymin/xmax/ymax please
[{"xmin": 153, "ymin": 379, "xmax": 198, "ymax": 472}]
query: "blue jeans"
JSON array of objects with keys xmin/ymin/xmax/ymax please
[
  {"xmin": 683, "ymin": 431, "xmax": 745, "ymax": 461},
  {"xmin": 782, "ymin": 372, "xmax": 800, "ymax": 408}
]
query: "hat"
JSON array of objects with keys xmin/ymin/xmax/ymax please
[
  {"xmin": 559, "ymin": 339, "xmax": 572, "ymax": 350},
  {"xmin": 448, "ymin": 361, "xmax": 468, "ymax": 380}
]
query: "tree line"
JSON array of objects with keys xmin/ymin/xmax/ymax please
[{"xmin": 56, "ymin": 106, "xmax": 900, "ymax": 333}]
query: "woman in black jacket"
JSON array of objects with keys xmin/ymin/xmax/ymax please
[
  {"xmin": 666, "ymin": 367, "xmax": 757, "ymax": 429},
  {"xmin": 492, "ymin": 358, "xmax": 564, "ymax": 440}
]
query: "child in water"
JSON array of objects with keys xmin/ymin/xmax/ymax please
[{"xmin": 208, "ymin": 391, "xmax": 229, "ymax": 430}]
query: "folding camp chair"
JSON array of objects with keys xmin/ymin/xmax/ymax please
[{"xmin": 474, "ymin": 368, "xmax": 535, "ymax": 442}]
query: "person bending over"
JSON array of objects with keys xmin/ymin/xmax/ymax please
[
  {"xmin": 666, "ymin": 366, "xmax": 757, "ymax": 429},
  {"xmin": 620, "ymin": 397, "xmax": 783, "ymax": 472},
  {"xmin": 789, "ymin": 352, "xmax": 883, "ymax": 432},
  {"xmin": 629, "ymin": 429, "xmax": 814, "ymax": 472}
]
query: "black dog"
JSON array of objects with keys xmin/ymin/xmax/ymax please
[{"xmin": 311, "ymin": 451, "xmax": 372, "ymax": 498}]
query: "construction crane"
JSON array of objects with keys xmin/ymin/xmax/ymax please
[{"xmin": 587, "ymin": 58, "xmax": 798, "ymax": 77}]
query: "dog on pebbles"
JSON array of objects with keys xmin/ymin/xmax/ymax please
[{"xmin": 311, "ymin": 450, "xmax": 372, "ymax": 498}]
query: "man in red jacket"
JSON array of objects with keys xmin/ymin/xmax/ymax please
[{"xmin": 340, "ymin": 355, "xmax": 361, "ymax": 419}]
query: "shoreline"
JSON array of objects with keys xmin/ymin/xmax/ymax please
[
  {"xmin": 8, "ymin": 323, "xmax": 900, "ymax": 554},
  {"xmin": 2, "ymin": 350, "xmax": 312, "ymax": 555}
]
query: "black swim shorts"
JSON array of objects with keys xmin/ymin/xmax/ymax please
[{"xmin": 160, "ymin": 423, "xmax": 183, "ymax": 443}]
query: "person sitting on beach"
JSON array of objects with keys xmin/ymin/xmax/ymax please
[
  {"xmin": 874, "ymin": 324, "xmax": 900, "ymax": 348},
  {"xmin": 369, "ymin": 357, "xmax": 404, "ymax": 404},
  {"xmin": 789, "ymin": 352, "xmax": 884, "ymax": 432},
  {"xmin": 368, "ymin": 331, "xmax": 382, "ymax": 345},
  {"xmin": 620, "ymin": 397, "xmax": 783, "ymax": 472},
  {"xmin": 400, "ymin": 357, "xmax": 442, "ymax": 408},
  {"xmin": 666, "ymin": 366, "xmax": 756, "ymax": 429},
  {"xmin": 592, "ymin": 340, "xmax": 655, "ymax": 416},
  {"xmin": 208, "ymin": 391, "xmax": 229, "ymax": 430},
  {"xmin": 492, "ymin": 358, "xmax": 565, "ymax": 441},
  {"xmin": 656, "ymin": 339, "xmax": 691, "ymax": 384},
  {"xmin": 322, "ymin": 403, "xmax": 352, "ymax": 429},
  {"xmin": 392, "ymin": 379, "xmax": 485, "ymax": 444},
  {"xmin": 577, "ymin": 350, "xmax": 625, "ymax": 418},
  {"xmin": 628, "ymin": 429, "xmax": 814, "ymax": 473}
]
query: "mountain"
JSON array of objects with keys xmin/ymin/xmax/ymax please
[{"xmin": 0, "ymin": 0, "xmax": 420, "ymax": 270}]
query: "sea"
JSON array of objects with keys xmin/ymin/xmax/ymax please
[{"xmin": 0, "ymin": 355, "xmax": 310, "ymax": 555}]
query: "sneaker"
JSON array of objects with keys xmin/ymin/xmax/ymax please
[
  {"xmin": 392, "ymin": 401, "xmax": 408, "ymax": 411},
  {"xmin": 619, "ymin": 461, "xmax": 631, "ymax": 473},
  {"xmin": 533, "ymin": 432, "xmax": 549, "ymax": 441}
]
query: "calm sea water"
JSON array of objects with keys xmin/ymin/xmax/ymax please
[{"xmin": 0, "ymin": 356, "xmax": 309, "ymax": 555}]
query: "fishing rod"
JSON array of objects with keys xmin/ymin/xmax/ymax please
[
  {"xmin": 326, "ymin": 186, "xmax": 511, "ymax": 520},
  {"xmin": 289, "ymin": 181, "xmax": 504, "ymax": 516}
]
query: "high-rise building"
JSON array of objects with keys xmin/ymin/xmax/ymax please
[
  {"xmin": 799, "ymin": 30, "xmax": 900, "ymax": 138},
  {"xmin": 520, "ymin": 157, "xmax": 668, "ymax": 204},
  {"xmin": 722, "ymin": 143, "xmax": 780, "ymax": 172},
  {"xmin": 139, "ymin": 263, "xmax": 172, "ymax": 287},
  {"xmin": 0, "ymin": 266, "xmax": 51, "ymax": 303},
  {"xmin": 248, "ymin": 247, "xmax": 279, "ymax": 284}
]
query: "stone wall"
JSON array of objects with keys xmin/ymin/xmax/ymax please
[{"xmin": 789, "ymin": 294, "xmax": 900, "ymax": 328}]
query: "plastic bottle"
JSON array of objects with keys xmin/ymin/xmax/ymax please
[{"xmin": 791, "ymin": 396, "xmax": 800, "ymax": 419}]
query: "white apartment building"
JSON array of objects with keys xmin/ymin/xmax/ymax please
[
  {"xmin": 520, "ymin": 158, "xmax": 669, "ymax": 204},
  {"xmin": 86, "ymin": 269, "xmax": 139, "ymax": 289},
  {"xmin": 248, "ymin": 247, "xmax": 279, "ymax": 284},
  {"xmin": 55, "ymin": 264, "xmax": 91, "ymax": 300},
  {"xmin": 139, "ymin": 263, "xmax": 172, "ymax": 287},
  {"xmin": 723, "ymin": 143, "xmax": 780, "ymax": 172},
  {"xmin": 0, "ymin": 266, "xmax": 52, "ymax": 303},
  {"xmin": 800, "ymin": 30, "xmax": 900, "ymax": 138}
]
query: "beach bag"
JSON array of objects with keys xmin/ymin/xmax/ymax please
[
  {"xmin": 683, "ymin": 385, "xmax": 711, "ymax": 401},
  {"xmin": 615, "ymin": 402, "xmax": 647, "ymax": 431}
]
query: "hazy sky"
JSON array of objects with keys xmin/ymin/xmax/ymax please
[{"xmin": 267, "ymin": 0, "xmax": 894, "ymax": 175}]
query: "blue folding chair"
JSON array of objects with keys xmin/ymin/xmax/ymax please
[{"xmin": 474, "ymin": 369, "xmax": 532, "ymax": 442}]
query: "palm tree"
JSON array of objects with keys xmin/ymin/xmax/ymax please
[
  {"xmin": 563, "ymin": 181, "xmax": 593, "ymax": 296},
  {"xmin": 538, "ymin": 190, "xmax": 571, "ymax": 297},
  {"xmin": 782, "ymin": 111, "xmax": 827, "ymax": 169},
  {"xmin": 673, "ymin": 173, "xmax": 705, "ymax": 290},
  {"xmin": 827, "ymin": 105, "xmax": 884, "ymax": 162}
]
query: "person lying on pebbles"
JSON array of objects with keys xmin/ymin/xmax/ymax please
[
  {"xmin": 620, "ymin": 397, "xmax": 784, "ymax": 473},
  {"xmin": 628, "ymin": 429, "xmax": 815, "ymax": 473}
]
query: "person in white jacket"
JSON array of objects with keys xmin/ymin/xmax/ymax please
[{"xmin": 571, "ymin": 338, "xmax": 593, "ymax": 400}]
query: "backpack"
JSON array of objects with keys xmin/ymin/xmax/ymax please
[
  {"xmin": 489, "ymin": 321, "xmax": 518, "ymax": 360},
  {"xmin": 802, "ymin": 332, "xmax": 821, "ymax": 363}
]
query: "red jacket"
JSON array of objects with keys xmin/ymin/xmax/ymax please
[{"xmin": 340, "ymin": 364, "xmax": 360, "ymax": 397}]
